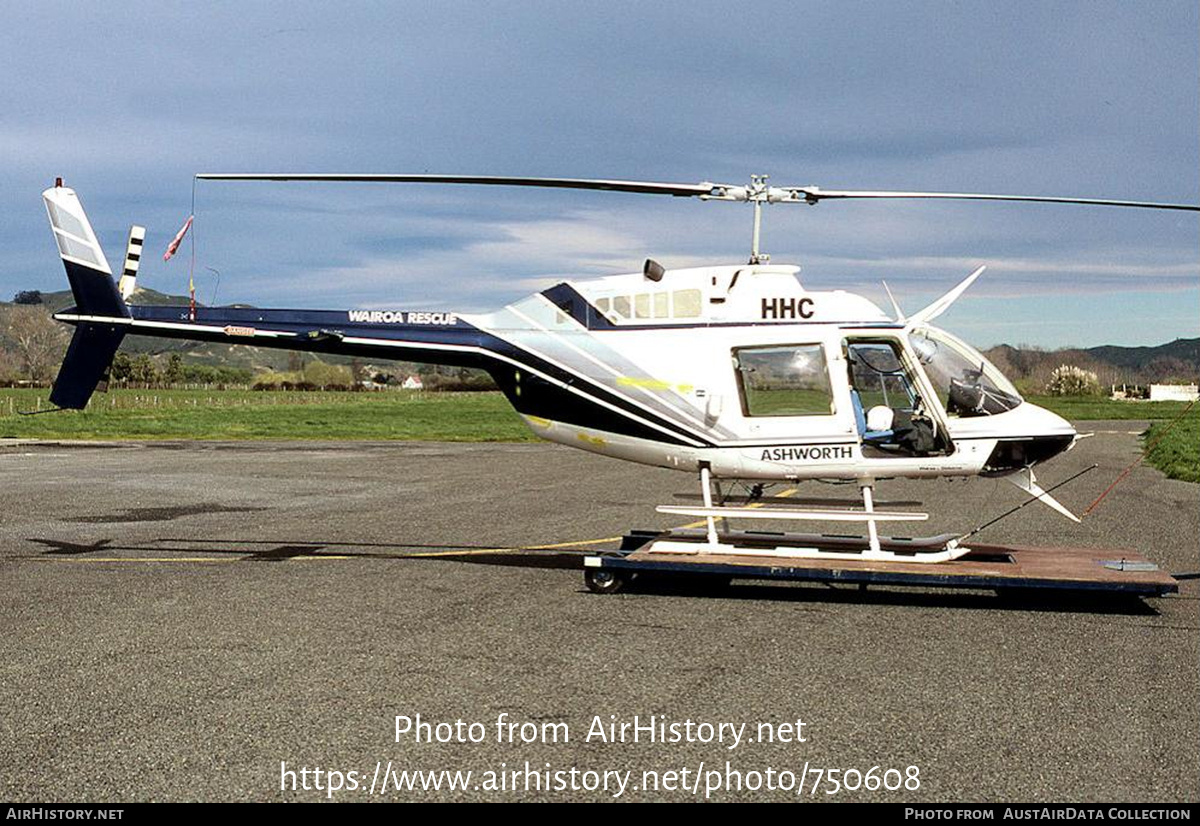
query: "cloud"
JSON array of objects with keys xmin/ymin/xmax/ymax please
[
  {"xmin": 236, "ymin": 211, "xmax": 651, "ymax": 311},
  {"xmin": 4, "ymin": 2, "xmax": 1196, "ymax": 346}
]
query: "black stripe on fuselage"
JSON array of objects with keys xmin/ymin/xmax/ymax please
[
  {"xmin": 102, "ymin": 305, "xmax": 708, "ymax": 447},
  {"xmin": 541, "ymin": 282, "xmax": 616, "ymax": 330}
]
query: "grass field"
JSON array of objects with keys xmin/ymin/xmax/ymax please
[
  {"xmin": 2, "ymin": 388, "xmax": 1195, "ymax": 482},
  {"xmin": 1032, "ymin": 396, "xmax": 1197, "ymax": 484},
  {"xmin": 1029, "ymin": 395, "xmax": 1195, "ymax": 422},
  {"xmin": 1143, "ymin": 411, "xmax": 1200, "ymax": 484},
  {"xmin": 0, "ymin": 388, "xmax": 536, "ymax": 442}
]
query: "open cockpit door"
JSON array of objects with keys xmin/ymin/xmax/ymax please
[{"xmin": 843, "ymin": 335, "xmax": 953, "ymax": 457}]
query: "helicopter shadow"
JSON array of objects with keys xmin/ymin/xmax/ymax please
[
  {"xmin": 24, "ymin": 534, "xmax": 588, "ymax": 568},
  {"xmin": 22, "ymin": 534, "xmax": 1164, "ymax": 616}
]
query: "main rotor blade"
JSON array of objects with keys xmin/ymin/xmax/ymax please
[
  {"xmin": 793, "ymin": 187, "xmax": 1200, "ymax": 212},
  {"xmin": 196, "ymin": 173, "xmax": 723, "ymax": 198},
  {"xmin": 195, "ymin": 174, "xmax": 1200, "ymax": 211}
]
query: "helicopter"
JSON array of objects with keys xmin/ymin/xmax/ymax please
[{"xmin": 40, "ymin": 175, "xmax": 1199, "ymax": 563}]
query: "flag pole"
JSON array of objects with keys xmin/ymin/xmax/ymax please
[
  {"xmin": 189, "ymin": 178, "xmax": 196, "ymax": 322},
  {"xmin": 163, "ymin": 208, "xmax": 196, "ymax": 319}
]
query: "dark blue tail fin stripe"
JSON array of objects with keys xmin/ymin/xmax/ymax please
[
  {"xmin": 49, "ymin": 322, "xmax": 127, "ymax": 410},
  {"xmin": 63, "ymin": 259, "xmax": 130, "ymax": 319}
]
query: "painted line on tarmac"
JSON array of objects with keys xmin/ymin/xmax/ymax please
[
  {"xmin": 21, "ymin": 538, "xmax": 622, "ymax": 564},
  {"xmin": 396, "ymin": 489, "xmax": 799, "ymax": 558},
  {"xmin": 675, "ymin": 486, "xmax": 798, "ymax": 530},
  {"xmin": 31, "ymin": 556, "xmax": 237, "ymax": 563},
  {"xmin": 21, "ymin": 488, "xmax": 801, "ymax": 564},
  {"xmin": 401, "ymin": 535, "xmax": 624, "ymax": 558}
]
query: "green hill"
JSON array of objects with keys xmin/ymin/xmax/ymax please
[{"xmin": 985, "ymin": 338, "xmax": 1200, "ymax": 389}]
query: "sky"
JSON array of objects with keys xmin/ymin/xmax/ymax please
[{"xmin": 2, "ymin": 0, "xmax": 1197, "ymax": 349}]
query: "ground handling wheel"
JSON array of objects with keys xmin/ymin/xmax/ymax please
[{"xmin": 584, "ymin": 568, "xmax": 628, "ymax": 594}]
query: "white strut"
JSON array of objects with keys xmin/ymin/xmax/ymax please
[
  {"xmin": 862, "ymin": 483, "xmax": 881, "ymax": 553},
  {"xmin": 700, "ymin": 465, "xmax": 718, "ymax": 548}
]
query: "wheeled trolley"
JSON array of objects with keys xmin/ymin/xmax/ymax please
[{"xmin": 582, "ymin": 527, "xmax": 1179, "ymax": 599}]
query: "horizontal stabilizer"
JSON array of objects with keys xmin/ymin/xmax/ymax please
[{"xmin": 49, "ymin": 323, "xmax": 127, "ymax": 410}]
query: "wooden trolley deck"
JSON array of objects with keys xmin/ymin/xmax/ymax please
[{"xmin": 583, "ymin": 529, "xmax": 1179, "ymax": 597}]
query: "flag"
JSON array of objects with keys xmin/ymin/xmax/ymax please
[{"xmin": 163, "ymin": 214, "xmax": 194, "ymax": 261}]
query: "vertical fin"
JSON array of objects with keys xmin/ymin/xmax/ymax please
[
  {"xmin": 42, "ymin": 182, "xmax": 129, "ymax": 409},
  {"xmin": 42, "ymin": 184, "xmax": 129, "ymax": 318},
  {"xmin": 49, "ymin": 323, "xmax": 127, "ymax": 410}
]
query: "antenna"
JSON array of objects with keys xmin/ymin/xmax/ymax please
[{"xmin": 882, "ymin": 281, "xmax": 905, "ymax": 322}]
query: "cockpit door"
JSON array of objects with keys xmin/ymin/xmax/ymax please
[{"xmin": 844, "ymin": 336, "xmax": 954, "ymax": 456}]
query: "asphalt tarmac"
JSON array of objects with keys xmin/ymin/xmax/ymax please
[{"xmin": 1, "ymin": 422, "xmax": 1196, "ymax": 802}]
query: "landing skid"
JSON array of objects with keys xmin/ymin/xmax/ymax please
[
  {"xmin": 639, "ymin": 527, "xmax": 971, "ymax": 564},
  {"xmin": 668, "ymin": 464, "xmax": 965, "ymax": 562}
]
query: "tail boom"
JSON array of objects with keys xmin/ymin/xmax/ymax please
[{"xmin": 52, "ymin": 304, "xmax": 491, "ymax": 370}]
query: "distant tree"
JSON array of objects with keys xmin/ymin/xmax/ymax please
[
  {"xmin": 0, "ymin": 348, "xmax": 22, "ymax": 384},
  {"xmin": 129, "ymin": 354, "xmax": 159, "ymax": 385},
  {"xmin": 302, "ymin": 359, "xmax": 352, "ymax": 389},
  {"xmin": 5, "ymin": 305, "xmax": 67, "ymax": 383},
  {"xmin": 180, "ymin": 364, "xmax": 251, "ymax": 385},
  {"xmin": 12, "ymin": 290, "xmax": 44, "ymax": 305},
  {"xmin": 1143, "ymin": 357, "xmax": 1195, "ymax": 385},
  {"xmin": 110, "ymin": 352, "xmax": 133, "ymax": 382},
  {"xmin": 251, "ymin": 369, "xmax": 288, "ymax": 388},
  {"xmin": 1046, "ymin": 364, "xmax": 1101, "ymax": 396},
  {"xmin": 164, "ymin": 353, "xmax": 184, "ymax": 385}
]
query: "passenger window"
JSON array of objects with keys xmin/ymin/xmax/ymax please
[
  {"xmin": 613, "ymin": 296, "xmax": 631, "ymax": 319},
  {"xmin": 635, "ymin": 293, "xmax": 651, "ymax": 318},
  {"xmin": 673, "ymin": 289, "xmax": 701, "ymax": 318},
  {"xmin": 734, "ymin": 344, "xmax": 833, "ymax": 416},
  {"xmin": 653, "ymin": 292, "xmax": 669, "ymax": 318}
]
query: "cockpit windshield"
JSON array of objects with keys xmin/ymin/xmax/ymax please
[{"xmin": 908, "ymin": 326, "xmax": 1023, "ymax": 416}]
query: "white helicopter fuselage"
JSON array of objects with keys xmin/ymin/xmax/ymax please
[{"xmin": 463, "ymin": 262, "xmax": 1077, "ymax": 484}]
